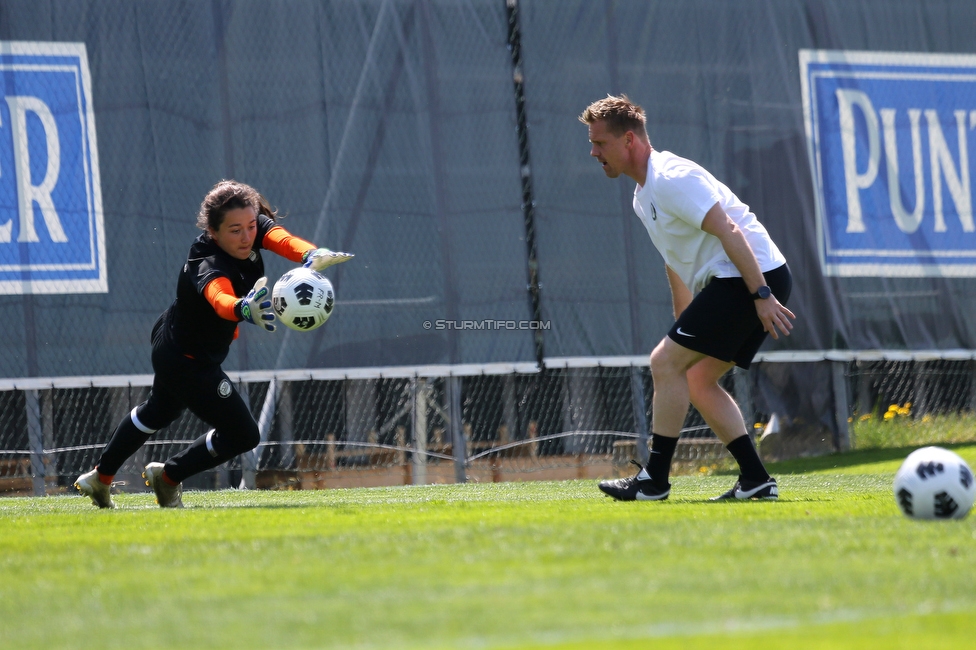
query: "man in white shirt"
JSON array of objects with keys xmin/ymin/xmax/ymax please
[{"xmin": 580, "ymin": 95, "xmax": 795, "ymax": 501}]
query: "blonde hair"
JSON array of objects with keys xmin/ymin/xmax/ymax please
[{"xmin": 579, "ymin": 95, "xmax": 648, "ymax": 140}]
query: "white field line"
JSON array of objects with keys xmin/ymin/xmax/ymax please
[{"xmin": 334, "ymin": 600, "xmax": 975, "ymax": 649}]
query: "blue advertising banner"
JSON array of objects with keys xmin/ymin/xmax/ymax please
[
  {"xmin": 800, "ymin": 50, "xmax": 976, "ymax": 277},
  {"xmin": 0, "ymin": 41, "xmax": 106, "ymax": 294}
]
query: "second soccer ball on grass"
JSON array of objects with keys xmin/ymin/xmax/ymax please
[
  {"xmin": 893, "ymin": 446, "xmax": 975, "ymax": 520},
  {"xmin": 272, "ymin": 267, "xmax": 335, "ymax": 332}
]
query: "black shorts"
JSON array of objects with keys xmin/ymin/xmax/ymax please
[
  {"xmin": 139, "ymin": 319, "xmax": 257, "ymax": 445},
  {"xmin": 667, "ymin": 263, "xmax": 792, "ymax": 370}
]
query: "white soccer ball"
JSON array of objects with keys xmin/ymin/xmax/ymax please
[
  {"xmin": 272, "ymin": 267, "xmax": 335, "ymax": 332},
  {"xmin": 893, "ymin": 446, "xmax": 975, "ymax": 520}
]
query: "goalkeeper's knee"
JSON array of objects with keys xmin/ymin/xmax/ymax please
[{"xmin": 206, "ymin": 423, "xmax": 260, "ymax": 459}]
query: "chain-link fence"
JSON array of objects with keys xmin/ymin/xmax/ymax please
[
  {"xmin": 850, "ymin": 356, "xmax": 976, "ymax": 418},
  {"xmin": 3, "ymin": 352, "xmax": 976, "ymax": 496},
  {"xmin": 6, "ymin": 2, "xmax": 976, "ymax": 504},
  {"xmin": 0, "ymin": 357, "xmax": 718, "ymax": 496}
]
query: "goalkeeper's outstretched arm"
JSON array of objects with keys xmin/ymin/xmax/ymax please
[{"xmin": 262, "ymin": 227, "xmax": 354, "ymax": 270}]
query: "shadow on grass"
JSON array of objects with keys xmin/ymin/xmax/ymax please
[{"xmin": 762, "ymin": 441, "xmax": 976, "ymax": 475}]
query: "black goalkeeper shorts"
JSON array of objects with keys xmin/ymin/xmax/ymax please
[{"xmin": 667, "ymin": 263, "xmax": 792, "ymax": 370}]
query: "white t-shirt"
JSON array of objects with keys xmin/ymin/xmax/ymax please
[{"xmin": 632, "ymin": 149, "xmax": 786, "ymax": 294}]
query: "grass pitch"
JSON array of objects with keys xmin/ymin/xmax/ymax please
[{"xmin": 2, "ymin": 445, "xmax": 975, "ymax": 649}]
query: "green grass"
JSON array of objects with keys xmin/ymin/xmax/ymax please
[
  {"xmin": 850, "ymin": 408, "xmax": 976, "ymax": 449},
  {"xmin": 2, "ymin": 445, "xmax": 976, "ymax": 649}
]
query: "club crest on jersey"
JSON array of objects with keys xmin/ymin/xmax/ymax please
[{"xmin": 217, "ymin": 379, "xmax": 232, "ymax": 398}]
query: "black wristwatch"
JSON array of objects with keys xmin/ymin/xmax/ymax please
[{"xmin": 751, "ymin": 285, "xmax": 772, "ymax": 300}]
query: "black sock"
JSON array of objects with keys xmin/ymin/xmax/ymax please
[
  {"xmin": 164, "ymin": 428, "xmax": 258, "ymax": 483},
  {"xmin": 647, "ymin": 434, "xmax": 678, "ymax": 488},
  {"xmin": 726, "ymin": 435, "xmax": 770, "ymax": 483},
  {"xmin": 163, "ymin": 435, "xmax": 226, "ymax": 484},
  {"xmin": 96, "ymin": 411, "xmax": 153, "ymax": 476}
]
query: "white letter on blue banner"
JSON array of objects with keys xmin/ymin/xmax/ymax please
[
  {"xmin": 800, "ymin": 50, "xmax": 976, "ymax": 277},
  {"xmin": 0, "ymin": 41, "xmax": 106, "ymax": 294}
]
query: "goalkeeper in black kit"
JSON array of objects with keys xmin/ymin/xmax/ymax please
[{"xmin": 74, "ymin": 180, "xmax": 353, "ymax": 508}]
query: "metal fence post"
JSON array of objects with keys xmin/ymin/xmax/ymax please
[
  {"xmin": 831, "ymin": 360, "xmax": 852, "ymax": 451},
  {"xmin": 25, "ymin": 389, "xmax": 46, "ymax": 496},
  {"xmin": 255, "ymin": 376, "xmax": 277, "ymax": 474},
  {"xmin": 240, "ymin": 381, "xmax": 256, "ymax": 489},
  {"xmin": 629, "ymin": 366, "xmax": 649, "ymax": 464},
  {"xmin": 277, "ymin": 381, "xmax": 294, "ymax": 470},
  {"xmin": 970, "ymin": 360, "xmax": 976, "ymax": 412},
  {"xmin": 412, "ymin": 377, "xmax": 428, "ymax": 486},
  {"xmin": 502, "ymin": 374, "xmax": 518, "ymax": 447},
  {"xmin": 733, "ymin": 366, "xmax": 755, "ymax": 437},
  {"xmin": 448, "ymin": 375, "xmax": 466, "ymax": 483}
]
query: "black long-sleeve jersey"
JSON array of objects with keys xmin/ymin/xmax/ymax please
[{"xmin": 156, "ymin": 214, "xmax": 277, "ymax": 364}]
